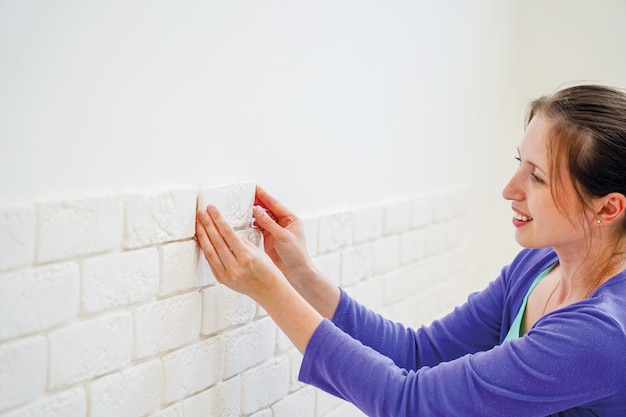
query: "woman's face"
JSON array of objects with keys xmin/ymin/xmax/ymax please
[{"xmin": 502, "ymin": 115, "xmax": 588, "ymax": 254}]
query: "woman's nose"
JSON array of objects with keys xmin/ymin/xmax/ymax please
[{"xmin": 502, "ymin": 173, "xmax": 522, "ymax": 201}]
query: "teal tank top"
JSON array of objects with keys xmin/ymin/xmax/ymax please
[{"xmin": 504, "ymin": 263, "xmax": 557, "ymax": 342}]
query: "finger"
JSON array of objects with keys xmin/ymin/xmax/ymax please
[
  {"xmin": 195, "ymin": 215, "xmax": 226, "ymax": 276},
  {"xmin": 253, "ymin": 205, "xmax": 285, "ymax": 237},
  {"xmin": 197, "ymin": 207, "xmax": 238, "ymax": 268},
  {"xmin": 204, "ymin": 205, "xmax": 249, "ymax": 258},
  {"xmin": 255, "ymin": 185, "xmax": 297, "ymax": 223}
]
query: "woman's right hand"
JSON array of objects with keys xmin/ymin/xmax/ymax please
[
  {"xmin": 254, "ymin": 185, "xmax": 341, "ymax": 319},
  {"xmin": 252, "ymin": 185, "xmax": 316, "ymax": 283}
]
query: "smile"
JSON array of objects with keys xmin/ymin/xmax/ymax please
[{"xmin": 513, "ymin": 212, "xmax": 533, "ymax": 222}]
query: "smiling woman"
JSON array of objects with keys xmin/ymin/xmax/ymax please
[{"xmin": 197, "ymin": 84, "xmax": 626, "ymax": 416}]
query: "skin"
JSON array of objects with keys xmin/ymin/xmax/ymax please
[
  {"xmin": 502, "ymin": 115, "xmax": 626, "ymax": 332},
  {"xmin": 196, "ymin": 116, "xmax": 626, "ymax": 350},
  {"xmin": 195, "ymin": 186, "xmax": 340, "ymax": 353}
]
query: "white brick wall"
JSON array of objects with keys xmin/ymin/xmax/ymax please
[{"xmin": 0, "ymin": 181, "xmax": 470, "ymax": 417}]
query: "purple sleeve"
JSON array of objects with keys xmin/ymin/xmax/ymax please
[
  {"xmin": 330, "ymin": 248, "xmax": 557, "ymax": 370},
  {"xmin": 299, "ymin": 304, "xmax": 626, "ymax": 417},
  {"xmin": 331, "ymin": 277, "xmax": 506, "ymax": 370}
]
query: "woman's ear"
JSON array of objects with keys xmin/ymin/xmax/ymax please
[{"xmin": 596, "ymin": 193, "xmax": 626, "ymax": 224}]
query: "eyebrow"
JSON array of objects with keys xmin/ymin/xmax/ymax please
[{"xmin": 516, "ymin": 147, "xmax": 548, "ymax": 176}]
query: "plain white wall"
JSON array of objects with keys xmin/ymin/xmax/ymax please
[
  {"xmin": 0, "ymin": 1, "xmax": 512, "ymax": 209},
  {"xmin": 0, "ymin": 0, "xmax": 520, "ymax": 287},
  {"xmin": 2, "ymin": 1, "xmax": 626, "ymax": 286}
]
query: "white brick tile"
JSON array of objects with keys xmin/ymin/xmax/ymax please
[
  {"xmin": 36, "ymin": 195, "xmax": 123, "ymax": 263},
  {"xmin": 123, "ymin": 188, "xmax": 197, "ymax": 249},
  {"xmin": 411, "ymin": 195, "xmax": 434, "ymax": 228},
  {"xmin": 312, "ymin": 252, "xmax": 341, "ymax": 286},
  {"xmin": 288, "ymin": 350, "xmax": 305, "ymax": 391},
  {"xmin": 241, "ymin": 357, "xmax": 290, "ymax": 414},
  {"xmin": 433, "ymin": 189, "xmax": 459, "ymax": 222},
  {"xmin": 352, "ymin": 275, "xmax": 385, "ymax": 312},
  {"xmin": 196, "ymin": 251, "xmax": 217, "ymax": 286},
  {"xmin": 0, "ymin": 205, "xmax": 35, "ymax": 272},
  {"xmin": 317, "ymin": 211, "xmax": 352, "ymax": 253},
  {"xmin": 200, "ymin": 285, "xmax": 256, "ymax": 335},
  {"xmin": 249, "ymin": 409, "xmax": 273, "ymax": 417},
  {"xmin": 134, "ymin": 292, "xmax": 201, "ymax": 358},
  {"xmin": 400, "ymin": 229, "xmax": 426, "ymax": 265},
  {"xmin": 197, "ymin": 181, "xmax": 256, "ymax": 229},
  {"xmin": 235, "ymin": 227, "xmax": 262, "ymax": 246},
  {"xmin": 324, "ymin": 401, "xmax": 367, "ymax": 417},
  {"xmin": 81, "ymin": 248, "xmax": 159, "ymax": 314},
  {"xmin": 352, "ymin": 205, "xmax": 383, "ymax": 243},
  {"xmin": 162, "ymin": 336, "xmax": 224, "ymax": 402},
  {"xmin": 425, "ymin": 224, "xmax": 445, "ymax": 256},
  {"xmin": 0, "ymin": 336, "xmax": 47, "ymax": 412},
  {"xmin": 372, "ymin": 235, "xmax": 400, "ymax": 274},
  {"xmin": 159, "ymin": 240, "xmax": 202, "ymax": 296},
  {"xmin": 383, "ymin": 200, "xmax": 412, "ymax": 235},
  {"xmin": 301, "ymin": 216, "xmax": 319, "ymax": 256},
  {"xmin": 183, "ymin": 377, "xmax": 240, "ymax": 417},
  {"xmin": 276, "ymin": 327, "xmax": 292, "ymax": 353},
  {"xmin": 48, "ymin": 313, "xmax": 132, "ymax": 389},
  {"xmin": 384, "ymin": 265, "xmax": 416, "ymax": 306},
  {"xmin": 1, "ymin": 388, "xmax": 86, "ymax": 417},
  {"xmin": 315, "ymin": 389, "xmax": 346, "ymax": 417},
  {"xmin": 90, "ymin": 360, "xmax": 162, "ymax": 417},
  {"xmin": 340, "ymin": 244, "xmax": 373, "ymax": 286},
  {"xmin": 0, "ymin": 263, "xmax": 79, "ymax": 341},
  {"xmin": 148, "ymin": 403, "xmax": 184, "ymax": 417},
  {"xmin": 272, "ymin": 386, "xmax": 315, "ymax": 417},
  {"xmin": 223, "ymin": 317, "xmax": 275, "ymax": 378}
]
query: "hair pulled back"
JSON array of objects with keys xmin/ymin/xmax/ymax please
[{"xmin": 527, "ymin": 84, "xmax": 626, "ymax": 235}]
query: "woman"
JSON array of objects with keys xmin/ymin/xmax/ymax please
[{"xmin": 195, "ymin": 84, "xmax": 626, "ymax": 416}]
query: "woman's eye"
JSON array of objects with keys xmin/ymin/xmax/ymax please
[
  {"xmin": 515, "ymin": 156, "xmax": 521, "ymax": 165},
  {"xmin": 531, "ymin": 173, "xmax": 544, "ymax": 184}
]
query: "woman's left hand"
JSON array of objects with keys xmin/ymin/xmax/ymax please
[{"xmin": 195, "ymin": 205, "xmax": 285, "ymax": 300}]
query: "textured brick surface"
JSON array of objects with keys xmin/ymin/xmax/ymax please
[
  {"xmin": 0, "ymin": 337, "xmax": 47, "ymax": 412},
  {"xmin": 90, "ymin": 360, "xmax": 162, "ymax": 417},
  {"xmin": 197, "ymin": 181, "xmax": 256, "ymax": 229},
  {"xmin": 162, "ymin": 337, "xmax": 224, "ymax": 402},
  {"xmin": 36, "ymin": 196, "xmax": 123, "ymax": 263},
  {"xmin": 123, "ymin": 188, "xmax": 197, "ymax": 249},
  {"xmin": 134, "ymin": 292, "xmax": 201, "ymax": 358},
  {"xmin": 241, "ymin": 357, "xmax": 290, "ymax": 414},
  {"xmin": 48, "ymin": 314, "xmax": 132, "ymax": 389},
  {"xmin": 0, "ymin": 387, "xmax": 86, "ymax": 417},
  {"xmin": 0, "ymin": 206, "xmax": 35, "ymax": 272},
  {"xmin": 159, "ymin": 240, "xmax": 202, "ymax": 295},
  {"xmin": 183, "ymin": 377, "xmax": 240, "ymax": 417},
  {"xmin": 0, "ymin": 263, "xmax": 79, "ymax": 341},
  {"xmin": 0, "ymin": 182, "xmax": 470, "ymax": 417},
  {"xmin": 81, "ymin": 248, "xmax": 159, "ymax": 314}
]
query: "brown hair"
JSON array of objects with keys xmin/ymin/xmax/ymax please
[{"xmin": 526, "ymin": 84, "xmax": 626, "ymax": 238}]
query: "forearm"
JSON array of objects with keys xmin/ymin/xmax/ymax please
[
  {"xmin": 254, "ymin": 277, "xmax": 324, "ymax": 353},
  {"xmin": 288, "ymin": 265, "xmax": 342, "ymax": 321}
]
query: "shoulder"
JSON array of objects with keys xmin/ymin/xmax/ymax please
[
  {"xmin": 507, "ymin": 247, "xmax": 557, "ymax": 272},
  {"xmin": 496, "ymin": 247, "xmax": 558, "ymax": 292}
]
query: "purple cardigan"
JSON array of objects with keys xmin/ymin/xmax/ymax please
[{"xmin": 299, "ymin": 248, "xmax": 626, "ymax": 416}]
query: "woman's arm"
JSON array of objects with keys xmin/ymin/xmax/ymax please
[
  {"xmin": 195, "ymin": 205, "xmax": 322, "ymax": 352},
  {"xmin": 252, "ymin": 186, "xmax": 341, "ymax": 320}
]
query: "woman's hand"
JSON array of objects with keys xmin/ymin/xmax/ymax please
[
  {"xmin": 195, "ymin": 202, "xmax": 324, "ymax": 353},
  {"xmin": 195, "ymin": 204, "xmax": 284, "ymax": 300},
  {"xmin": 253, "ymin": 186, "xmax": 316, "ymax": 283},
  {"xmin": 253, "ymin": 186, "xmax": 341, "ymax": 320}
]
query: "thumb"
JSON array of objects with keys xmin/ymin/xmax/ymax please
[{"xmin": 253, "ymin": 206, "xmax": 284, "ymax": 236}]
